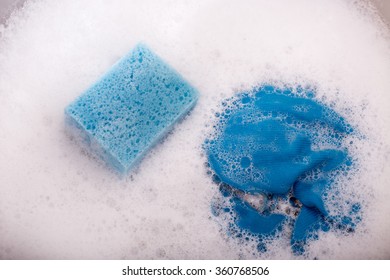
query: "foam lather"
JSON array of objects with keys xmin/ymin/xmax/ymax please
[{"xmin": 65, "ymin": 44, "xmax": 198, "ymax": 174}]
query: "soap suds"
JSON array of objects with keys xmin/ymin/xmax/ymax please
[{"xmin": 0, "ymin": 0, "xmax": 389, "ymax": 259}]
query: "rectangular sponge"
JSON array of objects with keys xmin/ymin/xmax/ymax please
[{"xmin": 65, "ymin": 44, "xmax": 198, "ymax": 174}]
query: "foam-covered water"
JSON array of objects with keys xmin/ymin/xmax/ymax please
[{"xmin": 0, "ymin": 0, "xmax": 390, "ymax": 259}]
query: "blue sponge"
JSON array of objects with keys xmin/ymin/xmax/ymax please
[{"xmin": 65, "ymin": 44, "xmax": 198, "ymax": 174}]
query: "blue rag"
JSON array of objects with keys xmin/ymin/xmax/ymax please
[{"xmin": 206, "ymin": 85, "xmax": 360, "ymax": 254}]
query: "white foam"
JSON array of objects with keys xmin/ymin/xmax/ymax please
[{"xmin": 0, "ymin": 0, "xmax": 389, "ymax": 259}]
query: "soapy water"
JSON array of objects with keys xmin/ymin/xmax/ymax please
[
  {"xmin": 205, "ymin": 85, "xmax": 361, "ymax": 255},
  {"xmin": 1, "ymin": 0, "xmax": 390, "ymax": 259}
]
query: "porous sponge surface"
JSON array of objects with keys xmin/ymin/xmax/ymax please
[{"xmin": 65, "ymin": 44, "xmax": 198, "ymax": 173}]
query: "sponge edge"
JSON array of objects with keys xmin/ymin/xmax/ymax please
[{"xmin": 65, "ymin": 43, "xmax": 199, "ymax": 174}]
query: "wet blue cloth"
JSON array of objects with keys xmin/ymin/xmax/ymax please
[
  {"xmin": 206, "ymin": 85, "xmax": 358, "ymax": 254},
  {"xmin": 233, "ymin": 197, "xmax": 287, "ymax": 236},
  {"xmin": 66, "ymin": 44, "xmax": 198, "ymax": 174}
]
